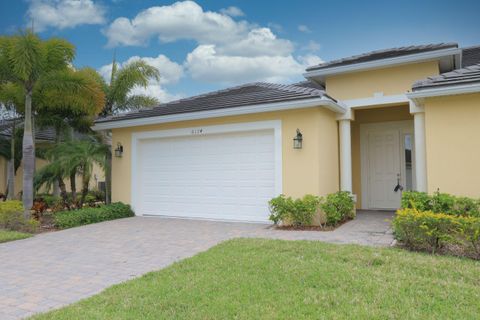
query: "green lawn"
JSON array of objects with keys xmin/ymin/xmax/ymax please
[
  {"xmin": 33, "ymin": 239, "xmax": 479, "ymax": 320},
  {"xmin": 0, "ymin": 229, "xmax": 32, "ymax": 243}
]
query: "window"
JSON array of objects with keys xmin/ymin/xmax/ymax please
[{"xmin": 404, "ymin": 134, "xmax": 413, "ymax": 190}]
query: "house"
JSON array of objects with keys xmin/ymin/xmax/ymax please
[
  {"xmin": 0, "ymin": 120, "xmax": 105, "ymax": 196},
  {"xmin": 93, "ymin": 43, "xmax": 480, "ymax": 223}
]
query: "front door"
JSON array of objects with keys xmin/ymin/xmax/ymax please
[{"xmin": 361, "ymin": 121, "xmax": 414, "ymax": 210}]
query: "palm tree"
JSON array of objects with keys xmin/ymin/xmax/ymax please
[
  {"xmin": 0, "ymin": 83, "xmax": 23, "ymax": 199},
  {"xmin": 98, "ymin": 56, "xmax": 160, "ymax": 203},
  {"xmin": 35, "ymin": 137, "xmax": 108, "ymax": 207},
  {"xmin": 35, "ymin": 66, "xmax": 105, "ymax": 202},
  {"xmin": 0, "ymin": 30, "xmax": 83, "ymax": 215}
]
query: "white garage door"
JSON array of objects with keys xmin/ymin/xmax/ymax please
[{"xmin": 133, "ymin": 125, "xmax": 279, "ymax": 222}]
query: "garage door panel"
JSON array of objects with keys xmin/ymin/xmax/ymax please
[{"xmin": 135, "ymin": 129, "xmax": 277, "ymax": 222}]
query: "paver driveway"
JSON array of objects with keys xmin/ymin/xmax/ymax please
[{"xmin": 0, "ymin": 210, "xmax": 393, "ymax": 319}]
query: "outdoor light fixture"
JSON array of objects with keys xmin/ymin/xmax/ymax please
[
  {"xmin": 293, "ymin": 129, "xmax": 303, "ymax": 149},
  {"xmin": 114, "ymin": 142, "xmax": 124, "ymax": 157}
]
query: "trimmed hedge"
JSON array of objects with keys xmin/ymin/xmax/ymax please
[
  {"xmin": 393, "ymin": 208, "xmax": 480, "ymax": 259},
  {"xmin": 401, "ymin": 190, "xmax": 480, "ymax": 217},
  {"xmin": 268, "ymin": 191, "xmax": 355, "ymax": 227},
  {"xmin": 0, "ymin": 200, "xmax": 38, "ymax": 233},
  {"xmin": 54, "ymin": 202, "xmax": 134, "ymax": 229}
]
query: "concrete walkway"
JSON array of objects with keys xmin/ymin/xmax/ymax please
[{"xmin": 0, "ymin": 210, "xmax": 393, "ymax": 319}]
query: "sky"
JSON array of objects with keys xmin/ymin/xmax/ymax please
[{"xmin": 0, "ymin": 0, "xmax": 479, "ymax": 101}]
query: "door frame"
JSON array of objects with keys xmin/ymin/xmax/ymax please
[
  {"xmin": 360, "ymin": 120, "xmax": 415, "ymax": 210},
  {"xmin": 130, "ymin": 120, "xmax": 283, "ymax": 215}
]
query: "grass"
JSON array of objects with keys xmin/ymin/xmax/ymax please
[
  {"xmin": 0, "ymin": 229, "xmax": 32, "ymax": 243},
  {"xmin": 33, "ymin": 238, "xmax": 480, "ymax": 320}
]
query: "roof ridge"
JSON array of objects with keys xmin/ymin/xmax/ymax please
[
  {"xmin": 307, "ymin": 42, "xmax": 459, "ymax": 71},
  {"xmin": 254, "ymin": 82, "xmax": 325, "ymax": 97}
]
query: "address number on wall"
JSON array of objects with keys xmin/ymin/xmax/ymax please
[{"xmin": 191, "ymin": 128, "xmax": 204, "ymax": 135}]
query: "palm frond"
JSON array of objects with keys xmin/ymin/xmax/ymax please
[
  {"xmin": 121, "ymin": 94, "xmax": 159, "ymax": 111},
  {"xmin": 109, "ymin": 59, "xmax": 159, "ymax": 111}
]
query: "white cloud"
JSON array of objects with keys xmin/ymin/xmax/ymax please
[
  {"xmin": 98, "ymin": 54, "xmax": 184, "ymax": 103},
  {"xmin": 302, "ymin": 40, "xmax": 321, "ymax": 52},
  {"xmin": 27, "ymin": 0, "xmax": 106, "ymax": 31},
  {"xmin": 219, "ymin": 28, "xmax": 293, "ymax": 57},
  {"xmin": 103, "ymin": 1, "xmax": 250, "ymax": 47},
  {"xmin": 298, "ymin": 54, "xmax": 324, "ymax": 68},
  {"xmin": 297, "ymin": 25, "xmax": 311, "ymax": 33},
  {"xmin": 185, "ymin": 45, "xmax": 321, "ymax": 84},
  {"xmin": 104, "ymin": 1, "xmax": 325, "ymax": 86},
  {"xmin": 220, "ymin": 6, "xmax": 244, "ymax": 17}
]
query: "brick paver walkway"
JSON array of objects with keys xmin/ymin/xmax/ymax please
[{"xmin": 0, "ymin": 210, "xmax": 393, "ymax": 319}]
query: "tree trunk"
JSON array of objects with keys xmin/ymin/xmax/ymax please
[
  {"xmin": 79, "ymin": 169, "xmax": 90, "ymax": 207},
  {"xmin": 22, "ymin": 90, "xmax": 34, "ymax": 217},
  {"xmin": 58, "ymin": 178, "xmax": 70, "ymax": 210},
  {"xmin": 52, "ymin": 126, "xmax": 61, "ymax": 197},
  {"xmin": 7, "ymin": 120, "xmax": 15, "ymax": 200},
  {"xmin": 105, "ymin": 151, "xmax": 111, "ymax": 204},
  {"xmin": 70, "ymin": 171, "xmax": 77, "ymax": 204}
]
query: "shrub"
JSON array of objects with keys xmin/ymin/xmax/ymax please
[
  {"xmin": 401, "ymin": 191, "xmax": 430, "ymax": 211},
  {"xmin": 0, "ymin": 200, "xmax": 39, "ymax": 233},
  {"xmin": 54, "ymin": 202, "xmax": 135, "ymax": 229},
  {"xmin": 401, "ymin": 191, "xmax": 480, "ymax": 217},
  {"xmin": 393, "ymin": 208, "xmax": 480, "ymax": 258},
  {"xmin": 320, "ymin": 191, "xmax": 356, "ymax": 226},
  {"xmin": 269, "ymin": 194, "xmax": 321, "ymax": 227}
]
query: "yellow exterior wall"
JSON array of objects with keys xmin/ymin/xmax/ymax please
[
  {"xmin": 424, "ymin": 93, "xmax": 480, "ymax": 197},
  {"xmin": 325, "ymin": 61, "xmax": 440, "ymax": 100},
  {"xmin": 0, "ymin": 157, "xmax": 105, "ymax": 197},
  {"xmin": 111, "ymin": 107, "xmax": 340, "ymax": 204},
  {"xmin": 351, "ymin": 105, "xmax": 413, "ymax": 208}
]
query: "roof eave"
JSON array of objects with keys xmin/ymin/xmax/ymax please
[
  {"xmin": 92, "ymin": 97, "xmax": 345, "ymax": 131},
  {"xmin": 407, "ymin": 83, "xmax": 480, "ymax": 100},
  {"xmin": 303, "ymin": 47, "xmax": 462, "ymax": 83}
]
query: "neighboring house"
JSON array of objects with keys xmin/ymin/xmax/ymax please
[
  {"xmin": 0, "ymin": 120, "xmax": 105, "ymax": 196},
  {"xmin": 93, "ymin": 43, "xmax": 480, "ymax": 223}
]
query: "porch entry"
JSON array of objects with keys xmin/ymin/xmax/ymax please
[{"xmin": 360, "ymin": 121, "xmax": 415, "ymax": 210}]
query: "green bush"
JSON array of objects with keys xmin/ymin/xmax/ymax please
[
  {"xmin": 54, "ymin": 202, "xmax": 134, "ymax": 229},
  {"xmin": 393, "ymin": 208, "xmax": 480, "ymax": 258},
  {"xmin": 269, "ymin": 194, "xmax": 321, "ymax": 227},
  {"xmin": 401, "ymin": 191, "xmax": 480, "ymax": 217},
  {"xmin": 0, "ymin": 200, "xmax": 39, "ymax": 233},
  {"xmin": 320, "ymin": 191, "xmax": 356, "ymax": 226}
]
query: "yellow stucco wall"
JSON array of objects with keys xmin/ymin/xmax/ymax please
[
  {"xmin": 111, "ymin": 107, "xmax": 340, "ymax": 204},
  {"xmin": 424, "ymin": 93, "xmax": 480, "ymax": 197},
  {"xmin": 325, "ymin": 61, "xmax": 440, "ymax": 100},
  {"xmin": 0, "ymin": 157, "xmax": 105, "ymax": 197},
  {"xmin": 351, "ymin": 105, "xmax": 413, "ymax": 208}
]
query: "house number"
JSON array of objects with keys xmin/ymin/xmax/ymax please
[{"xmin": 191, "ymin": 128, "xmax": 204, "ymax": 135}]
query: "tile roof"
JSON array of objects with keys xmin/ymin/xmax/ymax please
[
  {"xmin": 462, "ymin": 45, "xmax": 480, "ymax": 67},
  {"xmin": 412, "ymin": 64, "xmax": 480, "ymax": 91},
  {"xmin": 306, "ymin": 43, "xmax": 458, "ymax": 71},
  {"xmin": 95, "ymin": 81, "xmax": 332, "ymax": 124},
  {"xmin": 0, "ymin": 119, "xmax": 57, "ymax": 141}
]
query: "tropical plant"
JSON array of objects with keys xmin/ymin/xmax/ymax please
[
  {"xmin": 35, "ymin": 137, "xmax": 108, "ymax": 207},
  {"xmin": 34, "ymin": 66, "xmax": 105, "ymax": 201},
  {"xmin": 0, "ymin": 29, "xmax": 78, "ymax": 216},
  {"xmin": 0, "ymin": 65, "xmax": 24, "ymax": 199},
  {"xmin": 98, "ymin": 55, "xmax": 160, "ymax": 203}
]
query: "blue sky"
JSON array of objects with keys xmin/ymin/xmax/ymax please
[{"xmin": 1, "ymin": 0, "xmax": 479, "ymax": 101}]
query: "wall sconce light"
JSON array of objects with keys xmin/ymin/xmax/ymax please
[
  {"xmin": 114, "ymin": 142, "xmax": 124, "ymax": 157},
  {"xmin": 293, "ymin": 129, "xmax": 303, "ymax": 149}
]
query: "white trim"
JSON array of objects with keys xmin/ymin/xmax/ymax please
[
  {"xmin": 360, "ymin": 120, "xmax": 415, "ymax": 210},
  {"xmin": 93, "ymin": 97, "xmax": 344, "ymax": 130},
  {"xmin": 303, "ymin": 47, "xmax": 461, "ymax": 79},
  {"xmin": 130, "ymin": 120, "xmax": 283, "ymax": 216},
  {"xmin": 339, "ymin": 119, "xmax": 352, "ymax": 192},
  {"xmin": 342, "ymin": 94, "xmax": 409, "ymax": 109},
  {"xmin": 407, "ymin": 83, "xmax": 480, "ymax": 99}
]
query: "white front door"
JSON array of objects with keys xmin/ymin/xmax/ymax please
[{"xmin": 361, "ymin": 121, "xmax": 414, "ymax": 210}]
